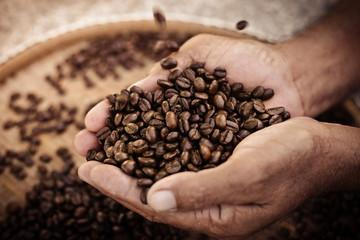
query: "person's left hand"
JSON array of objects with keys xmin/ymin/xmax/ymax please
[{"xmin": 76, "ymin": 116, "xmax": 345, "ymax": 239}]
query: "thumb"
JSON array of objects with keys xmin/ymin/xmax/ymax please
[{"xmin": 147, "ymin": 148, "xmax": 259, "ymax": 212}]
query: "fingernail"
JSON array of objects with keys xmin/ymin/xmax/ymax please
[{"xmin": 148, "ymin": 190, "xmax": 177, "ymax": 212}]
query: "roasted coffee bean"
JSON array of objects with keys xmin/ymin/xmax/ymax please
[
  {"xmin": 142, "ymin": 167, "xmax": 156, "ymax": 178},
  {"xmin": 188, "ymin": 128, "xmax": 201, "ymax": 141},
  {"xmin": 139, "ymin": 98, "xmax": 151, "ymax": 112},
  {"xmin": 200, "ymin": 145, "xmax": 211, "ymax": 161},
  {"xmin": 145, "ymin": 126, "xmax": 158, "ymax": 144},
  {"xmin": 149, "ymin": 119, "xmax": 164, "ymax": 129},
  {"xmin": 165, "ymin": 111, "xmax": 177, "ymax": 130},
  {"xmin": 262, "ymin": 88, "xmax": 274, "ymax": 100},
  {"xmin": 209, "ymin": 80, "xmax": 219, "ymax": 95},
  {"xmin": 236, "ymin": 20, "xmax": 248, "ymax": 30},
  {"xmin": 121, "ymin": 160, "xmax": 136, "ymax": 175},
  {"xmin": 215, "ymin": 114, "xmax": 227, "ymax": 129},
  {"xmin": 176, "ymin": 77, "xmax": 191, "ymax": 89},
  {"xmin": 199, "ymin": 123, "xmax": 213, "ymax": 135},
  {"xmin": 166, "ymin": 131, "xmax": 180, "ymax": 142},
  {"xmin": 165, "ymin": 160, "xmax": 181, "ymax": 174},
  {"xmin": 95, "ymin": 152, "xmax": 106, "ymax": 161},
  {"xmin": 104, "ymin": 158, "xmax": 117, "ymax": 166},
  {"xmin": 157, "ymin": 79, "xmax": 174, "ymax": 89},
  {"xmin": 122, "ymin": 113, "xmax": 138, "ymax": 125},
  {"xmin": 213, "ymin": 94, "xmax": 225, "ymax": 109},
  {"xmin": 253, "ymin": 100, "xmax": 266, "ymax": 113},
  {"xmin": 187, "ymin": 163, "xmax": 199, "ymax": 172},
  {"xmin": 168, "ymin": 94, "xmax": 179, "ymax": 106},
  {"xmin": 164, "ymin": 88, "xmax": 179, "ymax": 98},
  {"xmin": 163, "ymin": 150, "xmax": 179, "ymax": 161},
  {"xmin": 140, "ymin": 188, "xmax": 149, "ymax": 204},
  {"xmin": 129, "ymin": 92, "xmax": 140, "ymax": 106},
  {"xmin": 282, "ymin": 110, "xmax": 291, "ymax": 120},
  {"xmin": 269, "ymin": 114, "xmax": 283, "ymax": 125},
  {"xmin": 190, "ymin": 61, "xmax": 204, "ymax": 70},
  {"xmin": 241, "ymin": 101, "xmax": 254, "ymax": 118},
  {"xmin": 114, "ymin": 112, "xmax": 123, "ymax": 126},
  {"xmin": 267, "ymin": 106, "xmax": 285, "ymax": 115},
  {"xmin": 190, "ymin": 150, "xmax": 202, "ymax": 166},
  {"xmin": 114, "ymin": 152, "xmax": 129, "ymax": 164},
  {"xmin": 181, "ymin": 137, "xmax": 192, "ymax": 151},
  {"xmin": 193, "ymin": 77, "xmax": 206, "ymax": 92},
  {"xmin": 219, "ymin": 129, "xmax": 233, "ymax": 145},
  {"xmin": 124, "ymin": 123, "xmax": 139, "ymax": 134},
  {"xmin": 132, "ymin": 139, "xmax": 148, "ymax": 154},
  {"xmin": 251, "ymin": 86, "xmax": 265, "ymax": 99},
  {"xmin": 183, "ymin": 68, "xmax": 196, "ymax": 81},
  {"xmin": 178, "ymin": 118, "xmax": 190, "ymax": 134},
  {"xmin": 96, "ymin": 127, "xmax": 111, "ymax": 141},
  {"xmin": 169, "ymin": 69, "xmax": 182, "ymax": 81},
  {"xmin": 160, "ymin": 58, "xmax": 177, "ymax": 69},
  {"xmin": 154, "ymin": 170, "xmax": 168, "ymax": 182},
  {"xmin": 213, "ymin": 66, "xmax": 226, "ymax": 78},
  {"xmin": 137, "ymin": 178, "xmax": 153, "ymax": 187},
  {"xmin": 180, "ymin": 151, "xmax": 190, "ymax": 166},
  {"xmin": 153, "ymin": 89, "xmax": 164, "ymax": 105}
]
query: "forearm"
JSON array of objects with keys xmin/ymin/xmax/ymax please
[
  {"xmin": 316, "ymin": 122, "xmax": 360, "ymax": 192},
  {"xmin": 276, "ymin": 0, "xmax": 360, "ymax": 117}
]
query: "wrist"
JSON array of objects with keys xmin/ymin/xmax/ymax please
[{"xmin": 309, "ymin": 121, "xmax": 360, "ymax": 193}]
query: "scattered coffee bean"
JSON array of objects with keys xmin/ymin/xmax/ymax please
[{"xmin": 236, "ymin": 20, "xmax": 248, "ymax": 30}]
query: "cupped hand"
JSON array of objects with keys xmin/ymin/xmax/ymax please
[{"xmin": 77, "ymin": 117, "xmax": 332, "ymax": 239}]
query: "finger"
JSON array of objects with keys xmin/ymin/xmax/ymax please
[
  {"xmin": 74, "ymin": 129, "xmax": 99, "ymax": 156},
  {"xmin": 84, "ymin": 100, "xmax": 110, "ymax": 132},
  {"xmin": 147, "ymin": 148, "xmax": 262, "ymax": 212},
  {"xmin": 79, "ymin": 161, "xmax": 155, "ymax": 218}
]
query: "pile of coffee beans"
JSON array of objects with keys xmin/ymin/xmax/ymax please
[
  {"xmin": 86, "ymin": 59, "xmax": 290, "ymax": 203},
  {"xmin": 0, "ymin": 168, "xmax": 188, "ymax": 240}
]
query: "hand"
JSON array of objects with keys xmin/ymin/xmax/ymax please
[
  {"xmin": 77, "ymin": 117, "xmax": 340, "ymax": 239},
  {"xmin": 75, "ymin": 34, "xmax": 304, "ymax": 156}
]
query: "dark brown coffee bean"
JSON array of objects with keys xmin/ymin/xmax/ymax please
[
  {"xmin": 226, "ymin": 120, "xmax": 239, "ymax": 132},
  {"xmin": 241, "ymin": 101, "xmax": 254, "ymax": 118},
  {"xmin": 210, "ymin": 151, "xmax": 221, "ymax": 164},
  {"xmin": 209, "ymin": 80, "xmax": 219, "ymax": 95},
  {"xmin": 164, "ymin": 88, "xmax": 179, "ymax": 98},
  {"xmin": 165, "ymin": 111, "xmax": 177, "ymax": 130},
  {"xmin": 142, "ymin": 167, "xmax": 156, "ymax": 178},
  {"xmin": 138, "ymin": 157, "xmax": 156, "ymax": 167},
  {"xmin": 154, "ymin": 170, "xmax": 168, "ymax": 182},
  {"xmin": 137, "ymin": 178, "xmax": 153, "ymax": 187},
  {"xmin": 109, "ymin": 130, "xmax": 119, "ymax": 144},
  {"xmin": 179, "ymin": 90, "xmax": 192, "ymax": 98},
  {"xmin": 200, "ymin": 145, "xmax": 211, "ymax": 161},
  {"xmin": 114, "ymin": 152, "xmax": 129, "ymax": 164},
  {"xmin": 252, "ymin": 86, "xmax": 265, "ymax": 99},
  {"xmin": 214, "ymin": 66, "xmax": 226, "ymax": 78},
  {"xmin": 183, "ymin": 68, "xmax": 196, "ymax": 81},
  {"xmin": 215, "ymin": 114, "xmax": 227, "ymax": 129},
  {"xmin": 211, "ymin": 128, "xmax": 221, "ymax": 142},
  {"xmin": 190, "ymin": 61, "xmax": 205, "ymax": 70},
  {"xmin": 193, "ymin": 77, "xmax": 206, "ymax": 92},
  {"xmin": 238, "ymin": 91, "xmax": 251, "ymax": 100},
  {"xmin": 139, "ymin": 98, "xmax": 151, "ymax": 112},
  {"xmin": 219, "ymin": 130, "xmax": 233, "ymax": 145},
  {"xmin": 39, "ymin": 154, "xmax": 52, "ymax": 163},
  {"xmin": 153, "ymin": 8, "xmax": 166, "ymax": 26},
  {"xmin": 114, "ymin": 112, "xmax": 123, "ymax": 126},
  {"xmin": 230, "ymin": 82, "xmax": 243, "ymax": 94},
  {"xmin": 269, "ymin": 114, "xmax": 283, "ymax": 125},
  {"xmin": 149, "ymin": 119, "xmax": 164, "ymax": 129},
  {"xmin": 166, "ymin": 131, "xmax": 180, "ymax": 142},
  {"xmin": 124, "ymin": 123, "xmax": 139, "ymax": 134},
  {"xmin": 113, "ymin": 140, "xmax": 126, "ymax": 154},
  {"xmin": 258, "ymin": 113, "xmax": 271, "ymax": 120},
  {"xmin": 168, "ymin": 94, "xmax": 180, "ymax": 106},
  {"xmin": 169, "ymin": 69, "xmax": 182, "ymax": 81},
  {"xmin": 213, "ymin": 94, "xmax": 225, "ymax": 109},
  {"xmin": 190, "ymin": 150, "xmax": 202, "ymax": 166},
  {"xmin": 129, "ymin": 92, "xmax": 140, "ymax": 106},
  {"xmin": 194, "ymin": 92, "xmax": 208, "ymax": 100},
  {"xmin": 157, "ymin": 79, "xmax": 174, "ymax": 89},
  {"xmin": 199, "ymin": 123, "xmax": 213, "ymax": 135},
  {"xmin": 236, "ymin": 20, "xmax": 248, "ymax": 30},
  {"xmin": 122, "ymin": 113, "xmax": 138, "ymax": 125},
  {"xmin": 253, "ymin": 100, "xmax": 266, "ymax": 113},
  {"xmin": 96, "ymin": 127, "xmax": 111, "ymax": 141},
  {"xmin": 160, "ymin": 58, "xmax": 177, "ymax": 69},
  {"xmin": 180, "ymin": 151, "xmax": 190, "ymax": 166},
  {"xmin": 262, "ymin": 88, "xmax": 274, "ymax": 100},
  {"xmin": 181, "ymin": 137, "xmax": 192, "ymax": 151},
  {"xmin": 104, "ymin": 158, "xmax": 117, "ymax": 166},
  {"xmin": 165, "ymin": 160, "xmax": 181, "ymax": 174},
  {"xmin": 282, "ymin": 111, "xmax": 291, "ymax": 120},
  {"xmin": 95, "ymin": 152, "xmax": 106, "ymax": 161},
  {"xmin": 267, "ymin": 107, "xmax": 285, "ymax": 115},
  {"xmin": 115, "ymin": 93, "xmax": 128, "ymax": 111},
  {"xmin": 152, "ymin": 90, "xmax": 163, "ymax": 105},
  {"xmin": 145, "ymin": 126, "xmax": 158, "ymax": 144},
  {"xmin": 178, "ymin": 118, "xmax": 190, "ymax": 134},
  {"xmin": 132, "ymin": 139, "xmax": 148, "ymax": 154},
  {"xmin": 187, "ymin": 163, "xmax": 200, "ymax": 172},
  {"xmin": 140, "ymin": 188, "xmax": 149, "ymax": 204},
  {"xmin": 243, "ymin": 118, "xmax": 258, "ymax": 130},
  {"xmin": 163, "ymin": 150, "xmax": 179, "ymax": 161},
  {"xmin": 176, "ymin": 77, "xmax": 191, "ymax": 89},
  {"xmin": 188, "ymin": 128, "xmax": 201, "ymax": 141}
]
